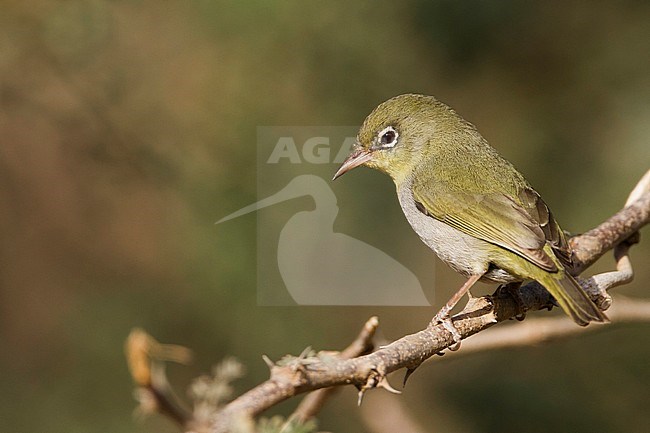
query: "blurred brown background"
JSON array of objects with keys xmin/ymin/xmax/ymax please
[{"xmin": 1, "ymin": 1, "xmax": 649, "ymax": 432}]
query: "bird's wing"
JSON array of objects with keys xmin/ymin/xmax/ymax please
[{"xmin": 411, "ymin": 177, "xmax": 570, "ymax": 272}]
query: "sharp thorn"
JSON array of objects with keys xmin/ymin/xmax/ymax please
[
  {"xmin": 262, "ymin": 354, "xmax": 275, "ymax": 370},
  {"xmin": 357, "ymin": 389, "xmax": 366, "ymax": 406},
  {"xmin": 403, "ymin": 368, "xmax": 416, "ymax": 387},
  {"xmin": 298, "ymin": 346, "xmax": 312, "ymax": 359},
  {"xmin": 378, "ymin": 377, "xmax": 401, "ymax": 395}
]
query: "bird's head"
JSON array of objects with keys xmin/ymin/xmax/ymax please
[{"xmin": 333, "ymin": 93, "xmax": 469, "ymax": 184}]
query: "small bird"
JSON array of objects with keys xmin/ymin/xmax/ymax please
[{"xmin": 333, "ymin": 94, "xmax": 607, "ymax": 345}]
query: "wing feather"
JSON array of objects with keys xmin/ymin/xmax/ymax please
[{"xmin": 411, "ymin": 178, "xmax": 564, "ymax": 272}]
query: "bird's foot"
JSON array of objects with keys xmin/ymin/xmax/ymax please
[
  {"xmin": 431, "ymin": 309, "xmax": 462, "ymax": 351},
  {"xmin": 499, "ymin": 283, "xmax": 527, "ymax": 321}
]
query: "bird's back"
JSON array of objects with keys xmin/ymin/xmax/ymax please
[{"xmin": 410, "ymin": 116, "xmax": 573, "ymax": 272}]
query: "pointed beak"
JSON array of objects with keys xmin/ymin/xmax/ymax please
[{"xmin": 332, "ymin": 148, "xmax": 373, "ymax": 180}]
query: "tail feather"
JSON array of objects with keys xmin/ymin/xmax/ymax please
[{"xmin": 542, "ymin": 273, "xmax": 609, "ymax": 326}]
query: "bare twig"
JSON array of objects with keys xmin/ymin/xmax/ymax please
[
  {"xmin": 291, "ymin": 316, "xmax": 379, "ymax": 423},
  {"xmin": 570, "ymin": 170, "xmax": 650, "ymax": 273},
  {"xmin": 125, "ymin": 328, "xmax": 193, "ymax": 427},
  {"xmin": 443, "ymin": 296, "xmax": 650, "ymax": 357},
  {"xmin": 206, "ymin": 170, "xmax": 649, "ymax": 433},
  {"xmin": 358, "ymin": 294, "xmax": 650, "ymax": 433}
]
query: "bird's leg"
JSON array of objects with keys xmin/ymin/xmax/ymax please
[
  {"xmin": 433, "ymin": 274, "xmax": 483, "ymax": 322},
  {"xmin": 431, "ymin": 274, "xmax": 483, "ymax": 351}
]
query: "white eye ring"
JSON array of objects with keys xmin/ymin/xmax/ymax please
[{"xmin": 377, "ymin": 126, "xmax": 398, "ymax": 149}]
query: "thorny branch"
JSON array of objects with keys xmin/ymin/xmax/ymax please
[
  {"xmin": 443, "ymin": 295, "xmax": 650, "ymax": 358},
  {"xmin": 355, "ymin": 293, "xmax": 650, "ymax": 433},
  {"xmin": 126, "ymin": 170, "xmax": 650, "ymax": 433},
  {"xmin": 290, "ymin": 316, "xmax": 379, "ymax": 424},
  {"xmin": 205, "ymin": 170, "xmax": 650, "ymax": 433}
]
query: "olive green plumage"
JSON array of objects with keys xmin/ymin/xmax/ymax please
[{"xmin": 335, "ymin": 94, "xmax": 607, "ymax": 325}]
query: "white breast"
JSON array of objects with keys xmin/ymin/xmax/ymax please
[{"xmin": 397, "ymin": 177, "xmax": 513, "ymax": 282}]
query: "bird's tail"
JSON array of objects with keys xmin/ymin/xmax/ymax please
[{"xmin": 540, "ymin": 272, "xmax": 609, "ymax": 326}]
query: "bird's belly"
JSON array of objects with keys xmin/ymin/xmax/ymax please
[{"xmin": 398, "ymin": 183, "xmax": 518, "ymax": 283}]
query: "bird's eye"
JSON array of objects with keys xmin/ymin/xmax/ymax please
[{"xmin": 378, "ymin": 126, "xmax": 398, "ymax": 148}]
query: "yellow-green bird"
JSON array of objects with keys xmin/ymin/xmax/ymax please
[{"xmin": 333, "ymin": 94, "xmax": 607, "ymax": 343}]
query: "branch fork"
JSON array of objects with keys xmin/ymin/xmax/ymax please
[{"xmin": 125, "ymin": 170, "xmax": 650, "ymax": 433}]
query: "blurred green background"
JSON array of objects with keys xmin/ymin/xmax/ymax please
[{"xmin": 1, "ymin": 1, "xmax": 649, "ymax": 432}]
